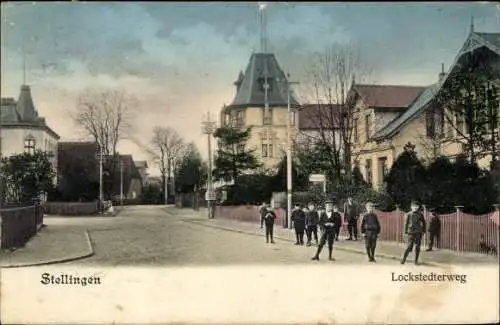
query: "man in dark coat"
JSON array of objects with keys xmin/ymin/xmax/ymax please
[
  {"xmin": 401, "ymin": 201, "xmax": 427, "ymax": 265},
  {"xmin": 305, "ymin": 202, "xmax": 320, "ymax": 246},
  {"xmin": 263, "ymin": 205, "xmax": 276, "ymax": 244},
  {"xmin": 426, "ymin": 209, "xmax": 441, "ymax": 251},
  {"xmin": 312, "ymin": 201, "xmax": 342, "ymax": 261},
  {"xmin": 292, "ymin": 203, "xmax": 306, "ymax": 245},
  {"xmin": 360, "ymin": 202, "xmax": 381, "ymax": 262},
  {"xmin": 344, "ymin": 197, "xmax": 360, "ymax": 240},
  {"xmin": 259, "ymin": 202, "xmax": 268, "ymax": 228}
]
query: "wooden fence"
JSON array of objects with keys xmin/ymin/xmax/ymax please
[
  {"xmin": 215, "ymin": 205, "xmax": 500, "ymax": 254},
  {"xmin": 0, "ymin": 203, "xmax": 44, "ymax": 250}
]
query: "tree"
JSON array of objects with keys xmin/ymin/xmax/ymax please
[
  {"xmin": 271, "ymin": 156, "xmax": 309, "ymax": 192},
  {"xmin": 175, "ymin": 144, "xmax": 207, "ymax": 194},
  {"xmin": 213, "ymin": 126, "xmax": 261, "ymax": 181},
  {"xmin": 424, "ymin": 156, "xmax": 455, "ymax": 210},
  {"xmin": 74, "ymin": 88, "xmax": 136, "ymax": 198},
  {"xmin": 0, "ymin": 150, "xmax": 55, "ymax": 204},
  {"xmin": 433, "ymin": 48, "xmax": 500, "ymax": 165},
  {"xmin": 150, "ymin": 126, "xmax": 185, "ymax": 202},
  {"xmin": 302, "ymin": 43, "xmax": 373, "ymax": 183},
  {"xmin": 385, "ymin": 142, "xmax": 427, "ymax": 210}
]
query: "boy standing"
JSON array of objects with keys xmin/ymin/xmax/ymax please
[
  {"xmin": 312, "ymin": 200, "xmax": 342, "ymax": 261},
  {"xmin": 401, "ymin": 201, "xmax": 426, "ymax": 265},
  {"xmin": 360, "ymin": 202, "xmax": 381, "ymax": 262},
  {"xmin": 263, "ymin": 205, "xmax": 276, "ymax": 244}
]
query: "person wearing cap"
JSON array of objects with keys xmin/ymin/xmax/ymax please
[
  {"xmin": 312, "ymin": 200, "xmax": 342, "ymax": 261},
  {"xmin": 291, "ymin": 203, "xmax": 306, "ymax": 245},
  {"xmin": 401, "ymin": 201, "xmax": 426, "ymax": 265},
  {"xmin": 360, "ymin": 202, "xmax": 381, "ymax": 262},
  {"xmin": 263, "ymin": 205, "xmax": 276, "ymax": 244},
  {"xmin": 344, "ymin": 197, "xmax": 360, "ymax": 240},
  {"xmin": 259, "ymin": 202, "xmax": 268, "ymax": 229},
  {"xmin": 305, "ymin": 202, "xmax": 320, "ymax": 246},
  {"xmin": 426, "ymin": 209, "xmax": 441, "ymax": 251}
]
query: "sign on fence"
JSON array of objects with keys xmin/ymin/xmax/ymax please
[
  {"xmin": 309, "ymin": 174, "xmax": 326, "ymax": 193},
  {"xmin": 205, "ymin": 190, "xmax": 216, "ymax": 201}
]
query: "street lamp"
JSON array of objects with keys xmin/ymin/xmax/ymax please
[{"xmin": 202, "ymin": 113, "xmax": 217, "ymax": 219}]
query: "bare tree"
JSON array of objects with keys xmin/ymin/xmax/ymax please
[
  {"xmin": 74, "ymin": 88, "xmax": 136, "ymax": 198},
  {"xmin": 432, "ymin": 50, "xmax": 499, "ymax": 166},
  {"xmin": 301, "ymin": 43, "xmax": 373, "ymax": 183},
  {"xmin": 150, "ymin": 126, "xmax": 185, "ymax": 201},
  {"xmin": 75, "ymin": 88, "xmax": 136, "ymax": 156}
]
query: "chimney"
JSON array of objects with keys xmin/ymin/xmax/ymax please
[{"xmin": 438, "ymin": 63, "xmax": 445, "ymax": 82}]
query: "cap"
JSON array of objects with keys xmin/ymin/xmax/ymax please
[{"xmin": 324, "ymin": 199, "xmax": 334, "ymax": 204}]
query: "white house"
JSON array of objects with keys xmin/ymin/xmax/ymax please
[{"xmin": 0, "ymin": 85, "xmax": 60, "ymax": 183}]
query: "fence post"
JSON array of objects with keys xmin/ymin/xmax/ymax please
[
  {"xmin": 494, "ymin": 204, "xmax": 500, "ymax": 253},
  {"xmin": 454, "ymin": 206, "xmax": 464, "ymax": 252},
  {"xmin": 395, "ymin": 204, "xmax": 401, "ymax": 243}
]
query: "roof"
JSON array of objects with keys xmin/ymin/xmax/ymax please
[
  {"xmin": 353, "ymin": 84, "xmax": 426, "ymax": 109},
  {"xmin": 1, "ymin": 85, "xmax": 60, "ymax": 139},
  {"xmin": 298, "ymin": 104, "xmax": 341, "ymax": 130},
  {"xmin": 110, "ymin": 154, "xmax": 143, "ymax": 195},
  {"xmin": 134, "ymin": 160, "xmax": 148, "ymax": 169},
  {"xmin": 227, "ymin": 53, "xmax": 300, "ymax": 109},
  {"xmin": 372, "ymin": 30, "xmax": 500, "ymax": 140}
]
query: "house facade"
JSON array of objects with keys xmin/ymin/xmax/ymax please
[
  {"xmin": 351, "ymin": 30, "xmax": 500, "ymax": 190},
  {"xmin": 219, "ymin": 53, "xmax": 301, "ymax": 172},
  {"xmin": 0, "ymin": 85, "xmax": 60, "ymax": 184}
]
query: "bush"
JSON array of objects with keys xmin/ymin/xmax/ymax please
[{"xmin": 223, "ymin": 173, "xmax": 274, "ymax": 205}]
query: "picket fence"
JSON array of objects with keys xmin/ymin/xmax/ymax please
[{"xmin": 214, "ymin": 205, "xmax": 500, "ymax": 254}]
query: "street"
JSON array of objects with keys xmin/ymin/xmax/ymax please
[{"xmin": 55, "ymin": 205, "xmax": 400, "ymax": 266}]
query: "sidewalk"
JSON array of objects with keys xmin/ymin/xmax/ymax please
[
  {"xmin": 0, "ymin": 222, "xmax": 94, "ymax": 268},
  {"xmin": 172, "ymin": 207, "xmax": 500, "ymax": 266}
]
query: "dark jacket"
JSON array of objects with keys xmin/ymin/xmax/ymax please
[
  {"xmin": 343, "ymin": 201, "xmax": 359, "ymax": 220},
  {"xmin": 361, "ymin": 212, "xmax": 381, "ymax": 235},
  {"xmin": 404, "ymin": 211, "xmax": 426, "ymax": 235},
  {"xmin": 319, "ymin": 211, "xmax": 342, "ymax": 232},
  {"xmin": 305, "ymin": 210, "xmax": 320, "ymax": 226},
  {"xmin": 264, "ymin": 210, "xmax": 276, "ymax": 225},
  {"xmin": 428, "ymin": 214, "xmax": 441, "ymax": 234},
  {"xmin": 291, "ymin": 208, "xmax": 306, "ymax": 228}
]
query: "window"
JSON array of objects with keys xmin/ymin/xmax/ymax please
[
  {"xmin": 378, "ymin": 157, "xmax": 388, "ymax": 185},
  {"xmin": 263, "ymin": 108, "xmax": 273, "ymax": 125},
  {"xmin": 446, "ymin": 114, "xmax": 454, "ymax": 138},
  {"xmin": 268, "ymin": 144, "xmax": 273, "ymax": 157},
  {"xmin": 365, "ymin": 115, "xmax": 371, "ymax": 141},
  {"xmin": 24, "ymin": 137, "xmax": 36, "ymax": 154},
  {"xmin": 262, "ymin": 144, "xmax": 268, "ymax": 157},
  {"xmin": 353, "ymin": 118, "xmax": 359, "ymax": 142},
  {"xmin": 290, "ymin": 111, "xmax": 296, "ymax": 126},
  {"xmin": 426, "ymin": 109, "xmax": 435, "ymax": 138},
  {"xmin": 258, "ymin": 77, "xmax": 273, "ymax": 92},
  {"xmin": 224, "ymin": 114, "xmax": 231, "ymax": 126},
  {"xmin": 237, "ymin": 143, "xmax": 245, "ymax": 154},
  {"xmin": 438, "ymin": 108, "xmax": 445, "ymax": 138},
  {"xmin": 365, "ymin": 159, "xmax": 372, "ymax": 186},
  {"xmin": 236, "ymin": 110, "xmax": 244, "ymax": 127}
]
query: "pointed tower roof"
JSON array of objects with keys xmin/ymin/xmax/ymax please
[
  {"xmin": 16, "ymin": 85, "xmax": 38, "ymax": 122},
  {"xmin": 227, "ymin": 53, "xmax": 300, "ymax": 109}
]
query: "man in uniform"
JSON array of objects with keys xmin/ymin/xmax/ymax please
[
  {"xmin": 263, "ymin": 205, "xmax": 276, "ymax": 244},
  {"xmin": 360, "ymin": 202, "xmax": 381, "ymax": 262},
  {"xmin": 312, "ymin": 200, "xmax": 342, "ymax": 261},
  {"xmin": 401, "ymin": 201, "xmax": 427, "ymax": 265},
  {"xmin": 259, "ymin": 202, "xmax": 268, "ymax": 228},
  {"xmin": 426, "ymin": 209, "xmax": 441, "ymax": 251},
  {"xmin": 292, "ymin": 203, "xmax": 306, "ymax": 245},
  {"xmin": 344, "ymin": 197, "xmax": 360, "ymax": 240},
  {"xmin": 305, "ymin": 202, "xmax": 320, "ymax": 246}
]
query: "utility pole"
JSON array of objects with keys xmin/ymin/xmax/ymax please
[
  {"xmin": 286, "ymin": 73, "xmax": 299, "ymax": 229},
  {"xmin": 99, "ymin": 143, "xmax": 104, "ymax": 214},
  {"xmin": 120, "ymin": 157, "xmax": 124, "ymax": 206},
  {"xmin": 202, "ymin": 113, "xmax": 217, "ymax": 219}
]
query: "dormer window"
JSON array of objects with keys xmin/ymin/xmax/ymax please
[
  {"xmin": 258, "ymin": 77, "xmax": 273, "ymax": 92},
  {"xmin": 24, "ymin": 136, "xmax": 36, "ymax": 154}
]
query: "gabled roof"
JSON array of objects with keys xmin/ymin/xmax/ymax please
[
  {"xmin": 298, "ymin": 104, "xmax": 341, "ymax": 130},
  {"xmin": 227, "ymin": 53, "xmax": 300, "ymax": 109},
  {"xmin": 134, "ymin": 160, "xmax": 148, "ymax": 169},
  {"xmin": 353, "ymin": 84, "xmax": 426, "ymax": 109},
  {"xmin": 372, "ymin": 31, "xmax": 500, "ymax": 140}
]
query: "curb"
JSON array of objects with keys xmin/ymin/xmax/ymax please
[
  {"xmin": 184, "ymin": 219, "xmax": 443, "ymax": 267},
  {"xmin": 0, "ymin": 230, "xmax": 95, "ymax": 268}
]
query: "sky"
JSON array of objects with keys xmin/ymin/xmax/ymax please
[{"xmin": 1, "ymin": 1, "xmax": 499, "ymax": 176}]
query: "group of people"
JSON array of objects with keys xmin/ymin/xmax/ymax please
[{"xmin": 259, "ymin": 198, "xmax": 443, "ymax": 265}]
